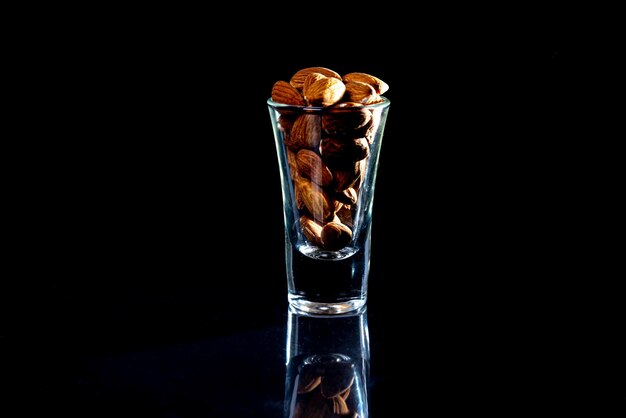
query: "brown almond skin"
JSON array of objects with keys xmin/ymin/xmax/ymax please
[
  {"xmin": 271, "ymin": 80, "xmax": 306, "ymax": 106},
  {"xmin": 302, "ymin": 72, "xmax": 327, "ymax": 99},
  {"xmin": 300, "ymin": 215, "xmax": 323, "ymax": 246},
  {"xmin": 344, "ymin": 81, "xmax": 378, "ymax": 104},
  {"xmin": 333, "ymin": 187, "xmax": 358, "ymax": 205},
  {"xmin": 332, "ymin": 395, "xmax": 350, "ymax": 415},
  {"xmin": 278, "ymin": 114, "xmax": 296, "ymax": 132},
  {"xmin": 294, "ymin": 179, "xmax": 306, "ymax": 209},
  {"xmin": 297, "ymin": 373, "xmax": 322, "ymax": 394},
  {"xmin": 332, "ymin": 161, "xmax": 362, "ymax": 192},
  {"xmin": 335, "ymin": 205, "xmax": 354, "ymax": 228},
  {"xmin": 321, "ymin": 137, "xmax": 370, "ymax": 166},
  {"xmin": 290, "ymin": 66, "xmax": 342, "ymax": 90},
  {"xmin": 333, "ymin": 199, "xmax": 343, "ymax": 214},
  {"xmin": 296, "ymin": 149, "xmax": 333, "ymax": 187},
  {"xmin": 343, "ymin": 72, "xmax": 389, "ymax": 94},
  {"xmin": 321, "ymin": 221, "xmax": 353, "ymax": 250},
  {"xmin": 286, "ymin": 113, "xmax": 322, "ymax": 150},
  {"xmin": 322, "ymin": 103, "xmax": 372, "ymax": 137},
  {"xmin": 286, "ymin": 149, "xmax": 299, "ymax": 180},
  {"xmin": 297, "ymin": 177, "xmax": 334, "ymax": 222},
  {"xmin": 339, "ymin": 386, "xmax": 351, "ymax": 401},
  {"xmin": 305, "ymin": 77, "xmax": 346, "ymax": 107}
]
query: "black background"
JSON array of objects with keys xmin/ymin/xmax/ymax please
[{"xmin": 6, "ymin": 13, "xmax": 598, "ymax": 416}]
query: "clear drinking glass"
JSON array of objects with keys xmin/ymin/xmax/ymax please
[
  {"xmin": 283, "ymin": 305, "xmax": 370, "ymax": 417},
  {"xmin": 268, "ymin": 98, "xmax": 390, "ymax": 314}
]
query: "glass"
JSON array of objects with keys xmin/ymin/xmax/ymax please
[
  {"xmin": 268, "ymin": 98, "xmax": 390, "ymax": 314},
  {"xmin": 283, "ymin": 305, "xmax": 370, "ymax": 418}
]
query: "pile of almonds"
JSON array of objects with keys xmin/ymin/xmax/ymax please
[
  {"xmin": 292, "ymin": 361, "xmax": 358, "ymax": 417},
  {"xmin": 270, "ymin": 67, "xmax": 389, "ymax": 252}
]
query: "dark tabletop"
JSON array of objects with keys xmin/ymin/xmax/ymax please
[{"xmin": 14, "ymin": 267, "xmax": 565, "ymax": 418}]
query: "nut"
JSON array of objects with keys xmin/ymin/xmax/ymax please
[
  {"xmin": 294, "ymin": 181, "xmax": 306, "ymax": 209},
  {"xmin": 300, "ymin": 215, "xmax": 323, "ymax": 246},
  {"xmin": 343, "ymin": 72, "xmax": 389, "ymax": 94},
  {"xmin": 333, "ymin": 199, "xmax": 343, "ymax": 214},
  {"xmin": 286, "ymin": 149, "xmax": 298, "ymax": 175},
  {"xmin": 290, "ymin": 66, "xmax": 342, "ymax": 90},
  {"xmin": 302, "ymin": 72, "xmax": 327, "ymax": 99},
  {"xmin": 332, "ymin": 395, "xmax": 350, "ymax": 415},
  {"xmin": 339, "ymin": 386, "xmax": 351, "ymax": 401},
  {"xmin": 335, "ymin": 205, "xmax": 354, "ymax": 228},
  {"xmin": 321, "ymin": 221, "xmax": 353, "ymax": 250},
  {"xmin": 297, "ymin": 177, "xmax": 334, "ymax": 222},
  {"xmin": 334, "ymin": 187, "xmax": 358, "ymax": 205},
  {"xmin": 344, "ymin": 81, "xmax": 379, "ymax": 104},
  {"xmin": 305, "ymin": 77, "xmax": 346, "ymax": 107},
  {"xmin": 322, "ymin": 103, "xmax": 372, "ymax": 137},
  {"xmin": 321, "ymin": 137, "xmax": 370, "ymax": 166},
  {"xmin": 287, "ymin": 113, "xmax": 322, "ymax": 150},
  {"xmin": 295, "ymin": 149, "xmax": 333, "ymax": 187},
  {"xmin": 278, "ymin": 114, "xmax": 296, "ymax": 132},
  {"xmin": 297, "ymin": 373, "xmax": 322, "ymax": 394},
  {"xmin": 332, "ymin": 161, "xmax": 362, "ymax": 192},
  {"xmin": 271, "ymin": 80, "xmax": 306, "ymax": 106}
]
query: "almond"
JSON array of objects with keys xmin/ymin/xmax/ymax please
[
  {"xmin": 344, "ymin": 81, "xmax": 378, "ymax": 104},
  {"xmin": 286, "ymin": 113, "xmax": 322, "ymax": 150},
  {"xmin": 365, "ymin": 108, "xmax": 382, "ymax": 143},
  {"xmin": 321, "ymin": 137, "xmax": 370, "ymax": 166},
  {"xmin": 303, "ymin": 72, "xmax": 327, "ymax": 99},
  {"xmin": 271, "ymin": 80, "xmax": 306, "ymax": 106},
  {"xmin": 321, "ymin": 221, "xmax": 353, "ymax": 250},
  {"xmin": 332, "ymin": 395, "xmax": 350, "ymax": 415},
  {"xmin": 297, "ymin": 178, "xmax": 334, "ymax": 222},
  {"xmin": 333, "ymin": 199, "xmax": 343, "ymax": 214},
  {"xmin": 286, "ymin": 149, "xmax": 299, "ymax": 180},
  {"xmin": 296, "ymin": 149, "xmax": 333, "ymax": 187},
  {"xmin": 300, "ymin": 215, "xmax": 323, "ymax": 246},
  {"xmin": 354, "ymin": 158, "xmax": 368, "ymax": 190},
  {"xmin": 294, "ymin": 179, "xmax": 306, "ymax": 209},
  {"xmin": 343, "ymin": 72, "xmax": 389, "ymax": 94},
  {"xmin": 332, "ymin": 161, "xmax": 362, "ymax": 192},
  {"xmin": 278, "ymin": 114, "xmax": 296, "ymax": 132},
  {"xmin": 335, "ymin": 205, "xmax": 354, "ymax": 228},
  {"xmin": 297, "ymin": 373, "xmax": 322, "ymax": 394},
  {"xmin": 305, "ymin": 77, "xmax": 346, "ymax": 107},
  {"xmin": 322, "ymin": 103, "xmax": 372, "ymax": 137},
  {"xmin": 290, "ymin": 66, "xmax": 342, "ymax": 90},
  {"xmin": 339, "ymin": 386, "xmax": 351, "ymax": 401},
  {"xmin": 333, "ymin": 187, "xmax": 358, "ymax": 205}
]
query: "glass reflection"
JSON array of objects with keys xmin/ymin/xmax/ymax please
[{"xmin": 284, "ymin": 305, "xmax": 369, "ymax": 418}]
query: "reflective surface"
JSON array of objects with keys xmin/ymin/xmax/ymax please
[
  {"xmin": 28, "ymin": 301, "xmax": 382, "ymax": 417},
  {"xmin": 284, "ymin": 306, "xmax": 369, "ymax": 417},
  {"xmin": 20, "ymin": 283, "xmax": 550, "ymax": 417}
]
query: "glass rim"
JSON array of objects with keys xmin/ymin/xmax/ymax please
[{"xmin": 267, "ymin": 96, "xmax": 390, "ymax": 110}]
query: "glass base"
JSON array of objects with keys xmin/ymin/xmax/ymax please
[{"xmin": 288, "ymin": 294, "xmax": 366, "ymax": 315}]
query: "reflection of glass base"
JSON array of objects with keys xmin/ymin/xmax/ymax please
[
  {"xmin": 288, "ymin": 295, "xmax": 366, "ymax": 315},
  {"xmin": 284, "ymin": 352, "xmax": 368, "ymax": 418}
]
